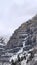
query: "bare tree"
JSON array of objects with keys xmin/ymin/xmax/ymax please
[{"xmin": 0, "ymin": 37, "xmax": 5, "ymax": 44}]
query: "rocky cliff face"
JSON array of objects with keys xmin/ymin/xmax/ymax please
[{"xmin": 6, "ymin": 15, "xmax": 37, "ymax": 49}]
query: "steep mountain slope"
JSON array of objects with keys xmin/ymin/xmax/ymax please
[{"xmin": 6, "ymin": 15, "xmax": 37, "ymax": 49}]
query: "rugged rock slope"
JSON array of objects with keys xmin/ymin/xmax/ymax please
[{"xmin": 6, "ymin": 15, "xmax": 37, "ymax": 49}]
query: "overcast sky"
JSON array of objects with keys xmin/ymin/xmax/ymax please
[{"xmin": 0, "ymin": 0, "xmax": 37, "ymax": 36}]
